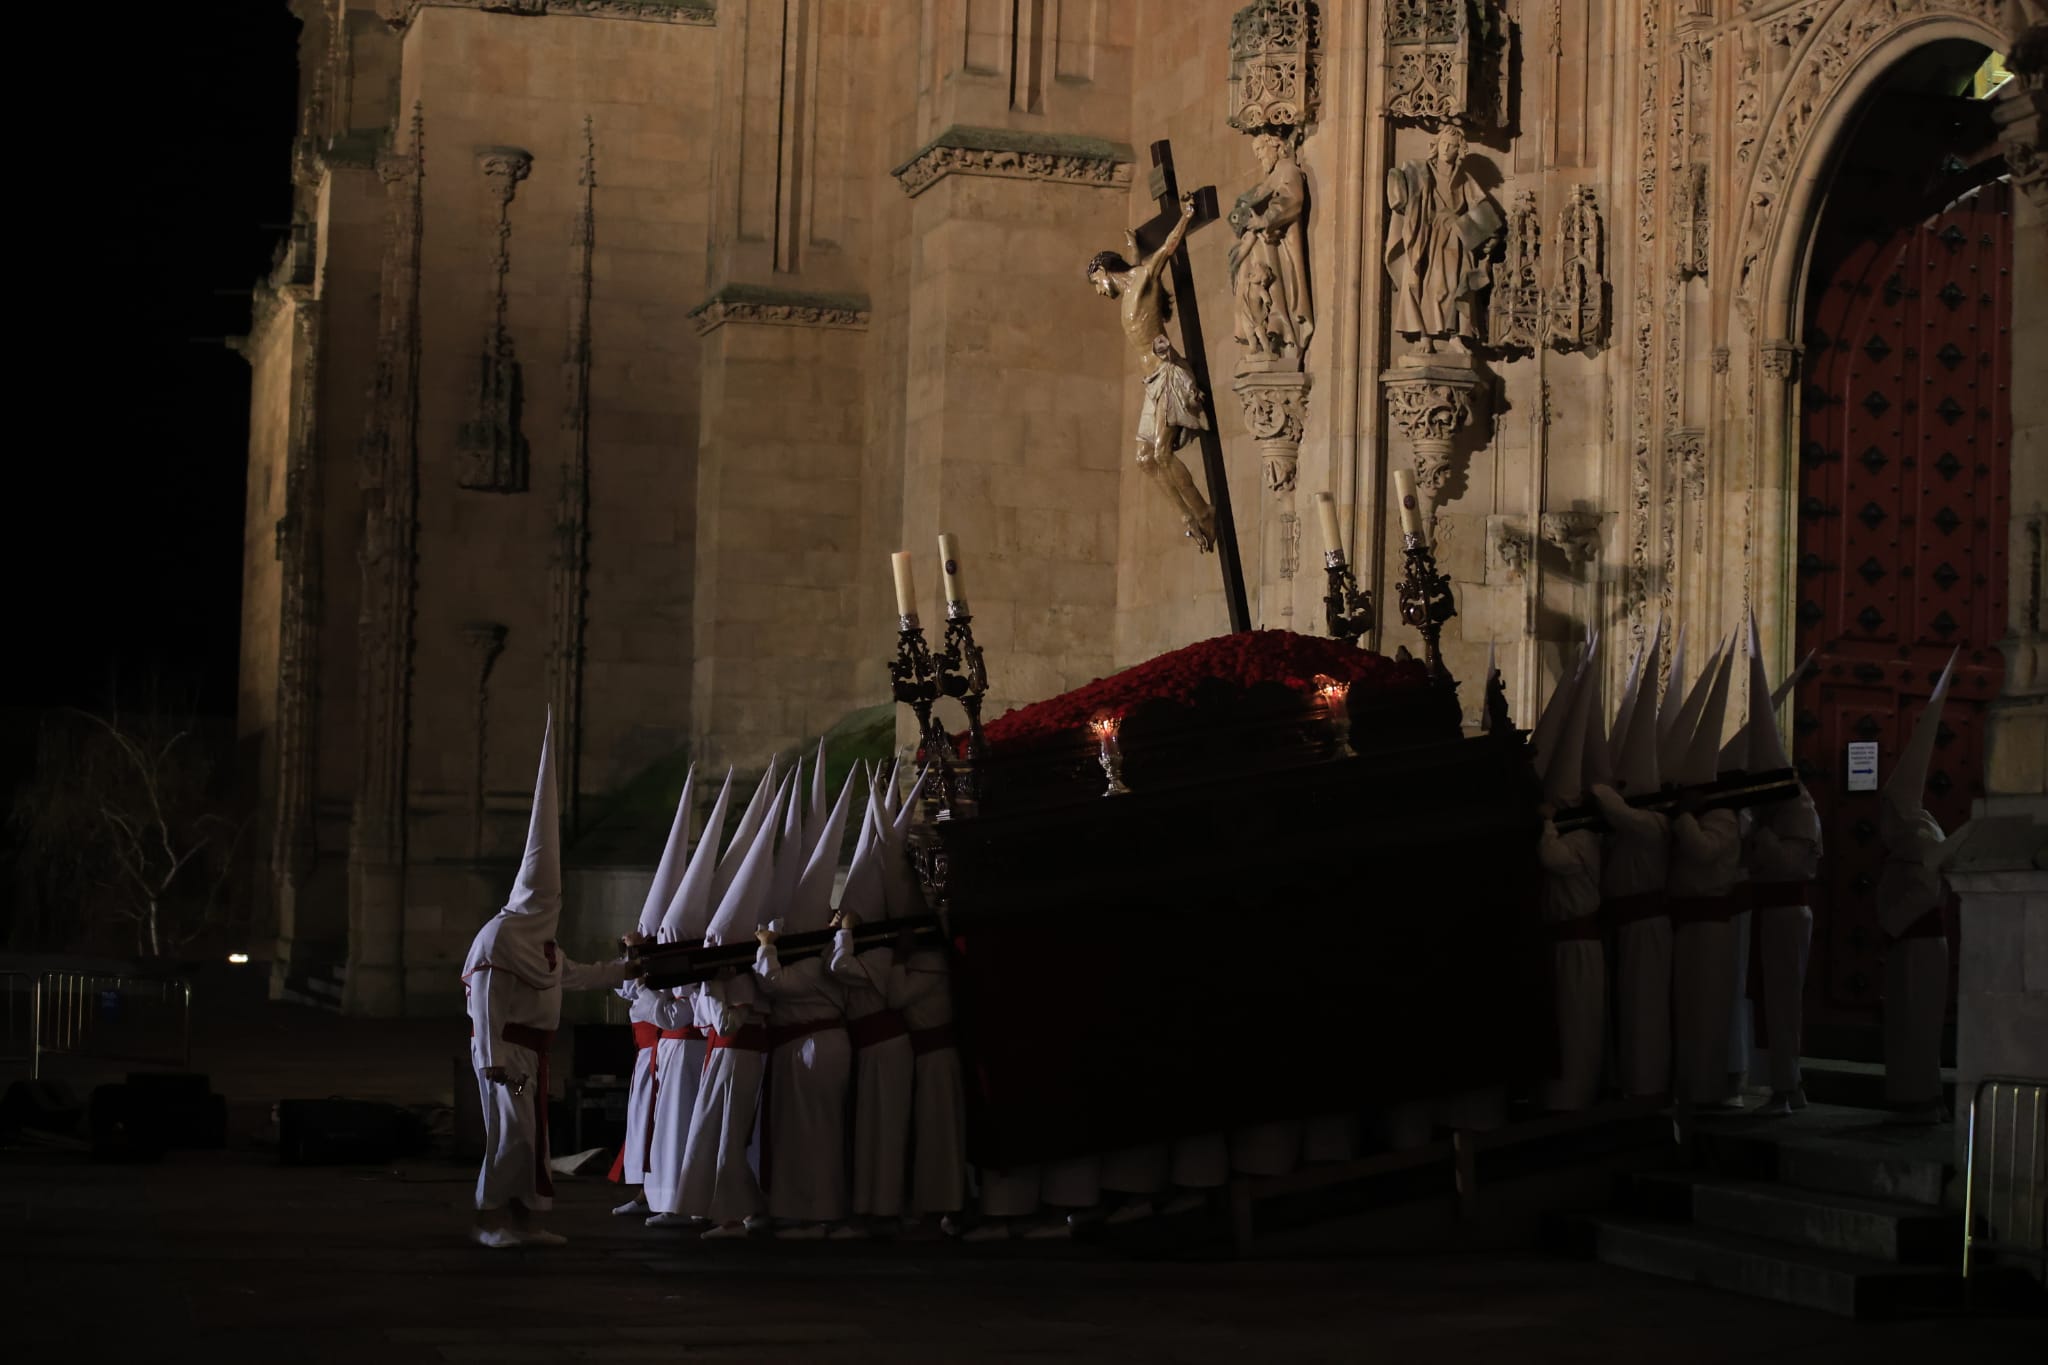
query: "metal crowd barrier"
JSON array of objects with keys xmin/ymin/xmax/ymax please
[
  {"xmin": 1963, "ymin": 1075, "xmax": 2048, "ymax": 1300},
  {"xmin": 0, "ymin": 968, "xmax": 193, "ymax": 1080}
]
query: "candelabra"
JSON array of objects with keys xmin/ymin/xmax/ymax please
[
  {"xmin": 1091, "ymin": 716, "xmax": 1131, "ymax": 797},
  {"xmin": 889, "ymin": 614, "xmax": 959, "ymax": 814},
  {"xmin": 935, "ymin": 601, "xmax": 989, "ymax": 754},
  {"xmin": 1322, "ymin": 550, "xmax": 1375, "ymax": 648},
  {"xmin": 1396, "ymin": 531, "xmax": 1458, "ymax": 687}
]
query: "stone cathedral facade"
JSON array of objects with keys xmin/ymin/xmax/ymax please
[{"xmin": 239, "ymin": 0, "xmax": 2045, "ymax": 1016}]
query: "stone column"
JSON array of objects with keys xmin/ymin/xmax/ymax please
[{"xmin": 1234, "ymin": 372, "xmax": 1311, "ymax": 628}]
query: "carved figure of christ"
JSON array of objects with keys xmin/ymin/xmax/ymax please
[{"xmin": 1087, "ymin": 193, "xmax": 1218, "ymax": 551}]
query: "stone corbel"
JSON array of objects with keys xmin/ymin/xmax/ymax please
[
  {"xmin": 1540, "ymin": 509, "xmax": 1602, "ymax": 570},
  {"xmin": 1381, "ymin": 363, "xmax": 1484, "ymax": 520},
  {"xmin": 1233, "ymin": 372, "xmax": 1312, "ymax": 495},
  {"xmin": 1487, "ymin": 514, "xmax": 1530, "ymax": 583},
  {"xmin": 1760, "ymin": 339, "xmax": 1800, "ymax": 382}
]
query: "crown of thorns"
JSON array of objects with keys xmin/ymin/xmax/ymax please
[{"xmin": 1085, "ymin": 250, "xmax": 1132, "ymax": 279}]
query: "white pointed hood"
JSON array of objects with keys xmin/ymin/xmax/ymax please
[
  {"xmin": 636, "ymin": 764, "xmax": 697, "ymax": 938},
  {"xmin": 1772, "ymin": 650, "xmax": 1815, "ymax": 711},
  {"xmin": 1656, "ymin": 624, "xmax": 1691, "ymax": 744},
  {"xmin": 1678, "ymin": 645, "xmax": 1736, "ymax": 787},
  {"xmin": 1529, "ymin": 647, "xmax": 1584, "ymax": 782},
  {"xmin": 1582, "ymin": 662, "xmax": 1615, "ymax": 794},
  {"xmin": 660, "ymin": 768, "xmax": 733, "ymax": 944},
  {"xmin": 1660, "ymin": 632, "xmax": 1726, "ymax": 778},
  {"xmin": 789, "ymin": 769, "xmax": 858, "ymax": 933},
  {"xmin": 764, "ymin": 773, "xmax": 805, "ymax": 929},
  {"xmin": 1544, "ymin": 649, "xmax": 1598, "ymax": 805},
  {"xmin": 875, "ymin": 766, "xmax": 931, "ymax": 918},
  {"xmin": 834, "ymin": 798, "xmax": 887, "ymax": 928},
  {"xmin": 713, "ymin": 759, "xmax": 780, "ymax": 904},
  {"xmin": 1611, "ymin": 616, "xmax": 1663, "ymax": 762},
  {"xmin": 1882, "ymin": 648, "xmax": 1960, "ymax": 823},
  {"xmin": 807, "ymin": 740, "xmax": 830, "ymax": 831},
  {"xmin": 1720, "ymin": 614, "xmax": 1791, "ymax": 774},
  {"xmin": 462, "ymin": 710, "xmax": 565, "ymax": 993},
  {"xmin": 702, "ymin": 779, "xmax": 781, "ymax": 947}
]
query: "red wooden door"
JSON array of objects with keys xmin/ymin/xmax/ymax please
[{"xmin": 1793, "ymin": 177, "xmax": 2012, "ymax": 1026}]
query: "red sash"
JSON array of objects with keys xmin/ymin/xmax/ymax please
[
  {"xmin": 1603, "ymin": 891, "xmax": 1668, "ymax": 928},
  {"xmin": 480, "ymin": 1022, "xmax": 556, "ymax": 1199},
  {"xmin": 1669, "ymin": 894, "xmax": 1742, "ymax": 925},
  {"xmin": 767, "ymin": 1017, "xmax": 846, "ymax": 1051},
  {"xmin": 1750, "ymin": 881, "xmax": 1814, "ymax": 911},
  {"xmin": 706, "ymin": 1023, "xmax": 770, "ymax": 1054},
  {"xmin": 608, "ymin": 1023, "xmax": 664, "ymax": 1184},
  {"xmin": 846, "ymin": 1009, "xmax": 910, "ymax": 1050},
  {"xmin": 1546, "ymin": 917, "xmax": 1603, "ymax": 943},
  {"xmin": 630, "ymin": 1020, "xmax": 661, "ymax": 1050},
  {"xmin": 660, "ymin": 1025, "xmax": 708, "ymax": 1042},
  {"xmin": 908, "ymin": 1023, "xmax": 957, "ymax": 1056}
]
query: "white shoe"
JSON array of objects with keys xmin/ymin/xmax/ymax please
[
  {"xmin": 1103, "ymin": 1200, "xmax": 1155, "ymax": 1225},
  {"xmin": 701, "ymin": 1221, "xmax": 750, "ymax": 1240},
  {"xmin": 520, "ymin": 1228, "xmax": 568, "ymax": 1247},
  {"xmin": 939, "ymin": 1215, "xmax": 965, "ymax": 1238},
  {"xmin": 775, "ymin": 1223, "xmax": 828, "ymax": 1240},
  {"xmin": 644, "ymin": 1212, "xmax": 702, "ymax": 1228},
  {"xmin": 960, "ymin": 1221, "xmax": 1011, "ymax": 1242},
  {"xmin": 827, "ymin": 1222, "xmax": 869, "ymax": 1240},
  {"xmin": 472, "ymin": 1226, "xmax": 524, "ymax": 1249},
  {"xmin": 613, "ymin": 1197, "xmax": 650, "ymax": 1217},
  {"xmin": 743, "ymin": 1214, "xmax": 770, "ymax": 1232}
]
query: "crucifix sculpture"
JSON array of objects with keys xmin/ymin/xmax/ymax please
[{"xmin": 1085, "ymin": 140, "xmax": 1252, "ymax": 634}]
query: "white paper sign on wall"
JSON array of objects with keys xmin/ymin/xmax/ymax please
[{"xmin": 1846, "ymin": 741, "xmax": 1880, "ymax": 793}]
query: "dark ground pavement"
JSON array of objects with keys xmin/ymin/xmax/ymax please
[{"xmin": 3, "ymin": 965, "xmax": 2040, "ymax": 1363}]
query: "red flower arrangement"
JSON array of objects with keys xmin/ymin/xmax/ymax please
[{"xmin": 979, "ymin": 630, "xmax": 1430, "ymax": 753}]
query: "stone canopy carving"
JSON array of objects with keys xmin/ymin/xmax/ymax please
[
  {"xmin": 1386, "ymin": 0, "xmax": 1479, "ymax": 126},
  {"xmin": 1545, "ymin": 184, "xmax": 1608, "ymax": 352},
  {"xmin": 689, "ymin": 285, "xmax": 871, "ymax": 335},
  {"xmin": 1485, "ymin": 190, "xmax": 1543, "ymax": 351},
  {"xmin": 1385, "ymin": 124, "xmax": 1502, "ymax": 352},
  {"xmin": 1228, "ymin": 0, "xmax": 1321, "ymax": 133}
]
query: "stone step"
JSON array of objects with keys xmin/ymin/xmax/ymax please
[
  {"xmin": 1693, "ymin": 1108, "xmax": 1952, "ymax": 1209},
  {"xmin": 1588, "ymin": 1214, "xmax": 1961, "ymax": 1319},
  {"xmin": 1686, "ymin": 1179, "xmax": 1960, "ymax": 1264},
  {"xmin": 1796, "ymin": 1057, "xmax": 1957, "ymax": 1114}
]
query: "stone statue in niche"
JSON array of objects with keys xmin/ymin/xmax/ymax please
[
  {"xmin": 1228, "ymin": 132, "xmax": 1314, "ymax": 372},
  {"xmin": 1087, "ymin": 193, "xmax": 1218, "ymax": 551},
  {"xmin": 1384, "ymin": 124, "xmax": 1503, "ymax": 353}
]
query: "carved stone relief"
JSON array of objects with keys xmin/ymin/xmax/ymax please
[
  {"xmin": 1487, "ymin": 514, "xmax": 1531, "ymax": 582},
  {"xmin": 458, "ymin": 147, "xmax": 533, "ymax": 493},
  {"xmin": 1381, "ymin": 365, "xmax": 1484, "ymax": 523},
  {"xmin": 549, "ymin": 117, "xmax": 595, "ymax": 832},
  {"xmin": 1385, "ymin": 124, "xmax": 1503, "ymax": 352},
  {"xmin": 890, "ymin": 128, "xmax": 1135, "ymax": 198},
  {"xmin": 1229, "ymin": 134, "xmax": 1314, "ymax": 373},
  {"xmin": 379, "ymin": 0, "xmax": 715, "ymax": 27},
  {"xmin": 1233, "ymin": 371, "xmax": 1311, "ymax": 493},
  {"xmin": 1485, "ymin": 190, "xmax": 1543, "ymax": 351},
  {"xmin": 1545, "ymin": 183, "xmax": 1608, "ymax": 352},
  {"xmin": 353, "ymin": 104, "xmax": 426, "ymax": 866},
  {"xmin": 1540, "ymin": 509, "xmax": 1602, "ymax": 570}
]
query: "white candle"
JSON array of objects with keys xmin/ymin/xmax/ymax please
[
  {"xmin": 891, "ymin": 551, "xmax": 918, "ymax": 620},
  {"xmin": 937, "ymin": 532, "xmax": 967, "ymax": 606},
  {"xmin": 1314, "ymin": 492, "xmax": 1344, "ymax": 564},
  {"xmin": 1393, "ymin": 467, "xmax": 1425, "ymax": 538}
]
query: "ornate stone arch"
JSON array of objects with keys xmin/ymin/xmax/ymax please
[{"xmin": 1732, "ymin": 3, "xmax": 2008, "ymax": 670}]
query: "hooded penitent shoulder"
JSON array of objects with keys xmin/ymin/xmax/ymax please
[
  {"xmin": 1881, "ymin": 649, "xmax": 1960, "ymax": 828},
  {"xmin": 636, "ymin": 764, "xmax": 697, "ymax": 939},
  {"xmin": 789, "ymin": 769, "xmax": 858, "ymax": 934},
  {"xmin": 1677, "ymin": 645, "xmax": 1735, "ymax": 788},
  {"xmin": 661, "ymin": 768, "xmax": 734, "ymax": 944},
  {"xmin": 702, "ymin": 780, "xmax": 782, "ymax": 948},
  {"xmin": 714, "ymin": 759, "xmax": 780, "ymax": 904},
  {"xmin": 462, "ymin": 710, "xmax": 564, "ymax": 989}
]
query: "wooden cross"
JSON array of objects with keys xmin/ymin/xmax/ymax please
[{"xmin": 1133, "ymin": 140, "xmax": 1252, "ymax": 635}]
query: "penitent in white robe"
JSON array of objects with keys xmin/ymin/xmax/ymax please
[
  {"xmin": 755, "ymin": 947, "xmax": 852, "ymax": 1223},
  {"xmin": 675, "ymin": 971, "xmax": 768, "ymax": 1223},
  {"xmin": 829, "ymin": 933, "xmax": 915, "ymax": 1220},
  {"xmin": 897, "ymin": 948, "xmax": 968, "ymax": 1215},
  {"xmin": 640, "ymin": 989, "xmax": 706, "ymax": 1215},
  {"xmin": 468, "ymin": 953, "xmax": 628, "ymax": 1213},
  {"xmin": 614, "ymin": 983, "xmax": 665, "ymax": 1186},
  {"xmin": 1593, "ymin": 787, "xmax": 1672, "ymax": 1099},
  {"xmin": 1537, "ymin": 820, "xmax": 1606, "ymax": 1111},
  {"xmin": 1669, "ymin": 809, "xmax": 1744, "ymax": 1107},
  {"xmin": 1749, "ymin": 793, "xmax": 1821, "ymax": 1094}
]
